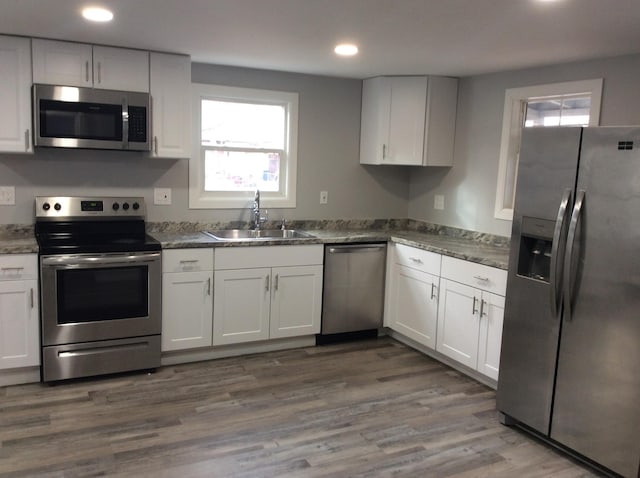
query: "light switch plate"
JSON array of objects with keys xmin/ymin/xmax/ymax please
[
  {"xmin": 434, "ymin": 194, "xmax": 445, "ymax": 210},
  {"xmin": 154, "ymin": 188, "xmax": 172, "ymax": 205},
  {"xmin": 0, "ymin": 186, "xmax": 15, "ymax": 205}
]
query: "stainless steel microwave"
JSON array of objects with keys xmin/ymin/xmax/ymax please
[{"xmin": 33, "ymin": 84, "xmax": 151, "ymax": 151}]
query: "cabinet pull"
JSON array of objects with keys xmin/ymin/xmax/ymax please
[
  {"xmin": 474, "ymin": 275, "xmax": 490, "ymax": 283},
  {"xmin": 179, "ymin": 260, "xmax": 198, "ymax": 264},
  {"xmin": 154, "ymin": 136, "xmax": 158, "ymax": 155},
  {"xmin": 206, "ymin": 278, "xmax": 211, "ymax": 296},
  {"xmin": 265, "ymin": 275, "xmax": 270, "ymax": 292},
  {"xmin": 25, "ymin": 129, "xmax": 30, "ymax": 151},
  {"xmin": 30, "ymin": 288, "xmax": 34, "ymax": 309},
  {"xmin": 480, "ymin": 299, "xmax": 487, "ymax": 317},
  {"xmin": 472, "ymin": 296, "xmax": 479, "ymax": 315},
  {"xmin": 409, "ymin": 257, "xmax": 423, "ymax": 264},
  {"xmin": 274, "ymin": 274, "xmax": 279, "ymax": 291},
  {"xmin": 85, "ymin": 61, "xmax": 89, "ymax": 82},
  {"xmin": 382, "ymin": 144, "xmax": 387, "ymax": 159},
  {"xmin": 2, "ymin": 266, "xmax": 24, "ymax": 275},
  {"xmin": 430, "ymin": 282, "xmax": 436, "ymax": 300},
  {"xmin": 97, "ymin": 62, "xmax": 102, "ymax": 84}
]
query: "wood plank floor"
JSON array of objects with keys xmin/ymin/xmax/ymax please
[{"xmin": 0, "ymin": 338, "xmax": 603, "ymax": 477}]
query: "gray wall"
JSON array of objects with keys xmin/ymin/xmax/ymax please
[
  {"xmin": 0, "ymin": 63, "xmax": 409, "ymax": 225},
  {"xmin": 408, "ymin": 53, "xmax": 640, "ymax": 237}
]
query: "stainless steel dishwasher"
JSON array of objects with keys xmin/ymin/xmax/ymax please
[{"xmin": 318, "ymin": 243, "xmax": 386, "ymax": 344}]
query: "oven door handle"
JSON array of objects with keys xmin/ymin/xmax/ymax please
[{"xmin": 41, "ymin": 252, "xmax": 161, "ymax": 267}]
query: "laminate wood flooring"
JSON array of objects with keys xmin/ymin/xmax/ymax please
[{"xmin": 0, "ymin": 338, "xmax": 603, "ymax": 477}]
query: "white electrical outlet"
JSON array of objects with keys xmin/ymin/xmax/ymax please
[
  {"xmin": 434, "ymin": 194, "xmax": 445, "ymax": 210},
  {"xmin": 154, "ymin": 188, "xmax": 172, "ymax": 205},
  {"xmin": 0, "ymin": 186, "xmax": 15, "ymax": 205},
  {"xmin": 320, "ymin": 191, "xmax": 328, "ymax": 204}
]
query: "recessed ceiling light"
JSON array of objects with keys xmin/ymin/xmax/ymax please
[
  {"xmin": 334, "ymin": 44, "xmax": 359, "ymax": 57},
  {"xmin": 82, "ymin": 6, "xmax": 114, "ymax": 22}
]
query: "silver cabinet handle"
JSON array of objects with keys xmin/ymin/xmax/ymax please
[
  {"xmin": 154, "ymin": 136, "xmax": 158, "ymax": 155},
  {"xmin": 1, "ymin": 266, "xmax": 24, "ymax": 273},
  {"xmin": 430, "ymin": 282, "xmax": 436, "ymax": 300},
  {"xmin": 473, "ymin": 275, "xmax": 490, "ymax": 282},
  {"xmin": 25, "ymin": 129, "xmax": 30, "ymax": 151},
  {"xmin": 85, "ymin": 60, "xmax": 90, "ymax": 82},
  {"xmin": 472, "ymin": 296, "xmax": 479, "ymax": 315},
  {"xmin": 274, "ymin": 274, "xmax": 279, "ymax": 291},
  {"xmin": 550, "ymin": 188, "xmax": 572, "ymax": 319},
  {"xmin": 409, "ymin": 257, "xmax": 423, "ymax": 264},
  {"xmin": 206, "ymin": 277, "xmax": 211, "ymax": 296},
  {"xmin": 564, "ymin": 190, "xmax": 585, "ymax": 322},
  {"xmin": 480, "ymin": 299, "xmax": 487, "ymax": 317},
  {"xmin": 382, "ymin": 144, "xmax": 387, "ymax": 159},
  {"xmin": 97, "ymin": 62, "xmax": 102, "ymax": 84},
  {"xmin": 30, "ymin": 288, "xmax": 34, "ymax": 309},
  {"xmin": 265, "ymin": 274, "xmax": 270, "ymax": 292}
]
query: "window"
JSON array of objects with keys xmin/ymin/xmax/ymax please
[
  {"xmin": 189, "ymin": 83, "xmax": 298, "ymax": 209},
  {"xmin": 494, "ymin": 79, "xmax": 603, "ymax": 220}
]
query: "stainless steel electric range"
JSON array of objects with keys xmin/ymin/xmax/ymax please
[{"xmin": 34, "ymin": 196, "xmax": 161, "ymax": 382}]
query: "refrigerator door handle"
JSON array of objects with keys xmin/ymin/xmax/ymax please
[
  {"xmin": 550, "ymin": 188, "xmax": 573, "ymax": 319},
  {"xmin": 563, "ymin": 189, "xmax": 585, "ymax": 321}
]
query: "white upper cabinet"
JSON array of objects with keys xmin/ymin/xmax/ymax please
[
  {"xmin": 0, "ymin": 35, "xmax": 33, "ymax": 153},
  {"xmin": 32, "ymin": 39, "xmax": 149, "ymax": 92},
  {"xmin": 149, "ymin": 52, "xmax": 191, "ymax": 158},
  {"xmin": 360, "ymin": 75, "xmax": 458, "ymax": 166}
]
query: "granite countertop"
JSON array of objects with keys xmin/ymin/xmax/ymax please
[
  {"xmin": 152, "ymin": 227, "xmax": 510, "ymax": 270},
  {"xmin": 0, "ymin": 226, "xmax": 38, "ymax": 254}
]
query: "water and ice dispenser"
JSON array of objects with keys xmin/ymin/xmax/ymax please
[{"xmin": 516, "ymin": 217, "xmax": 555, "ymax": 283}]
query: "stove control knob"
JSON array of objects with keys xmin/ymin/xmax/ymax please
[
  {"xmin": 54, "ymin": 203, "xmax": 61, "ymax": 211},
  {"xmin": 132, "ymin": 202, "xmax": 140, "ymax": 211},
  {"xmin": 112, "ymin": 202, "xmax": 120, "ymax": 211},
  {"xmin": 42, "ymin": 203, "xmax": 50, "ymax": 211},
  {"xmin": 122, "ymin": 202, "xmax": 130, "ymax": 211}
]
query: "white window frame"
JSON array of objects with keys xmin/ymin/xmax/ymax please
[
  {"xmin": 189, "ymin": 83, "xmax": 298, "ymax": 209},
  {"xmin": 494, "ymin": 79, "xmax": 603, "ymax": 220}
]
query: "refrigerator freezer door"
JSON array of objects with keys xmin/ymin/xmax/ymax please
[
  {"xmin": 551, "ymin": 127, "xmax": 640, "ymax": 477},
  {"xmin": 497, "ymin": 127, "xmax": 582, "ymax": 434}
]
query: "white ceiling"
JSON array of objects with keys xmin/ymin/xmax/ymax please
[{"xmin": 2, "ymin": 0, "xmax": 640, "ymax": 79}]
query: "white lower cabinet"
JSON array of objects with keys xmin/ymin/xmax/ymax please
[
  {"xmin": 214, "ymin": 245, "xmax": 323, "ymax": 346},
  {"xmin": 162, "ymin": 249, "xmax": 213, "ymax": 351},
  {"xmin": 0, "ymin": 255, "xmax": 39, "ymax": 369},
  {"xmin": 436, "ymin": 256, "xmax": 506, "ymax": 381},
  {"xmin": 385, "ymin": 243, "xmax": 441, "ymax": 349}
]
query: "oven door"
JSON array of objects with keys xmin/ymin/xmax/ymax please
[{"xmin": 40, "ymin": 251, "xmax": 161, "ymax": 346}]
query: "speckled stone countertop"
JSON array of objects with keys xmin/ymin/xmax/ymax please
[
  {"xmin": 0, "ymin": 225, "xmax": 38, "ymax": 254},
  {"xmin": 149, "ymin": 219, "xmax": 510, "ymax": 270}
]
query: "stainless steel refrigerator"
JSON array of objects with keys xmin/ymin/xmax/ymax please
[{"xmin": 497, "ymin": 126, "xmax": 640, "ymax": 477}]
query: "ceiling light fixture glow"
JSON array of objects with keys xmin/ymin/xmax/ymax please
[
  {"xmin": 334, "ymin": 44, "xmax": 358, "ymax": 56},
  {"xmin": 82, "ymin": 6, "xmax": 114, "ymax": 22}
]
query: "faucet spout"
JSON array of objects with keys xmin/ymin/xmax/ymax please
[{"xmin": 252, "ymin": 189, "xmax": 267, "ymax": 230}]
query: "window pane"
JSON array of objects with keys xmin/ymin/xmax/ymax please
[
  {"xmin": 524, "ymin": 95, "xmax": 591, "ymax": 127},
  {"xmin": 204, "ymin": 150, "xmax": 280, "ymax": 192},
  {"xmin": 201, "ymin": 100, "xmax": 285, "ymax": 149}
]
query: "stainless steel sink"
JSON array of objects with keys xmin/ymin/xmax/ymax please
[{"xmin": 204, "ymin": 229, "xmax": 315, "ymax": 241}]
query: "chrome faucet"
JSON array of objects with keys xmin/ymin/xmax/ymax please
[{"xmin": 252, "ymin": 189, "xmax": 268, "ymax": 230}]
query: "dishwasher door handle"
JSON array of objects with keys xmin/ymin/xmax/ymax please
[{"xmin": 327, "ymin": 244, "xmax": 386, "ymax": 254}]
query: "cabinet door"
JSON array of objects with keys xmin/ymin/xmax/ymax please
[
  {"xmin": 93, "ymin": 46, "xmax": 149, "ymax": 92},
  {"xmin": 423, "ymin": 76, "xmax": 458, "ymax": 167},
  {"xmin": 360, "ymin": 76, "xmax": 391, "ymax": 165},
  {"xmin": 436, "ymin": 279, "xmax": 480, "ymax": 369},
  {"xmin": 388, "ymin": 265, "xmax": 439, "ymax": 349},
  {"xmin": 162, "ymin": 271, "xmax": 213, "ymax": 351},
  {"xmin": 0, "ymin": 280, "xmax": 39, "ymax": 369},
  {"xmin": 270, "ymin": 265, "xmax": 323, "ymax": 339},
  {"xmin": 32, "ymin": 39, "xmax": 93, "ymax": 87},
  {"xmin": 387, "ymin": 76, "xmax": 427, "ymax": 165},
  {"xmin": 150, "ymin": 52, "xmax": 191, "ymax": 158},
  {"xmin": 213, "ymin": 268, "xmax": 271, "ymax": 345},
  {"xmin": 0, "ymin": 35, "xmax": 33, "ymax": 153},
  {"xmin": 477, "ymin": 291, "xmax": 505, "ymax": 380}
]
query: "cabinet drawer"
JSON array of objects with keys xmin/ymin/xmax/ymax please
[
  {"xmin": 441, "ymin": 256, "xmax": 507, "ymax": 296},
  {"xmin": 393, "ymin": 243, "xmax": 441, "ymax": 275},
  {"xmin": 215, "ymin": 245, "xmax": 323, "ymax": 270},
  {"xmin": 162, "ymin": 248, "xmax": 213, "ymax": 273},
  {"xmin": 0, "ymin": 254, "xmax": 38, "ymax": 281}
]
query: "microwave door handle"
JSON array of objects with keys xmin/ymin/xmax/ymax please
[{"xmin": 122, "ymin": 98, "xmax": 129, "ymax": 150}]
